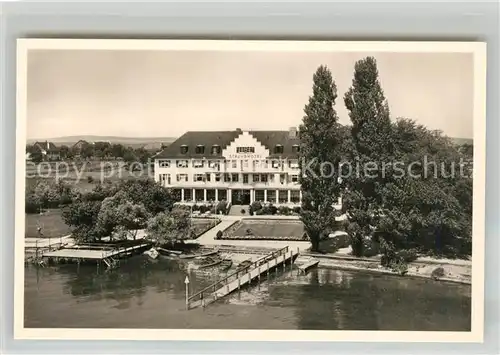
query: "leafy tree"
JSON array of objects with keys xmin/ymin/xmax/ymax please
[
  {"xmin": 96, "ymin": 191, "xmax": 149, "ymax": 241},
  {"xmin": 123, "ymin": 149, "xmax": 137, "ymax": 165},
  {"xmin": 25, "ymin": 191, "xmax": 41, "ymax": 214},
  {"xmin": 378, "ymin": 119, "xmax": 472, "ymax": 259},
  {"xmin": 459, "ymin": 143, "xmax": 473, "ymax": 160},
  {"xmin": 61, "ymin": 200, "xmax": 103, "ymax": 243},
  {"xmin": 111, "ymin": 144, "xmax": 125, "ymax": 159},
  {"xmin": 146, "ymin": 209, "xmax": 190, "ymax": 246},
  {"xmin": 58, "ymin": 145, "xmax": 70, "ymax": 160},
  {"xmin": 299, "ymin": 65, "xmax": 343, "ymax": 252},
  {"xmin": 94, "ymin": 149, "xmax": 105, "ymax": 160},
  {"xmin": 115, "ymin": 201, "xmax": 149, "ymax": 240},
  {"xmin": 82, "ymin": 182, "xmax": 115, "ymax": 202},
  {"xmin": 96, "ymin": 191, "xmax": 130, "ymax": 240},
  {"xmin": 26, "ymin": 144, "xmax": 37, "ymax": 154},
  {"xmin": 343, "ymin": 56, "xmax": 394, "ymax": 256},
  {"xmin": 61, "ymin": 179, "xmax": 176, "ymax": 243},
  {"xmin": 94, "ymin": 141, "xmax": 111, "ymax": 159},
  {"xmin": 33, "ymin": 181, "xmax": 61, "ymax": 209},
  {"xmin": 134, "ymin": 147, "xmax": 151, "ymax": 165},
  {"xmin": 115, "ymin": 178, "xmax": 176, "ymax": 214},
  {"xmin": 30, "ymin": 150, "xmax": 44, "ymax": 164},
  {"xmin": 78, "ymin": 143, "xmax": 94, "ymax": 160}
]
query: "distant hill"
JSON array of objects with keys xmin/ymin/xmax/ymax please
[
  {"xmin": 27, "ymin": 135, "xmax": 177, "ymax": 148},
  {"xmin": 450, "ymin": 137, "xmax": 473, "ymax": 146},
  {"xmin": 27, "ymin": 134, "xmax": 472, "ymax": 148}
]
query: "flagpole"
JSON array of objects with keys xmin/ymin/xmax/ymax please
[{"xmin": 184, "ymin": 276, "xmax": 190, "ymax": 310}]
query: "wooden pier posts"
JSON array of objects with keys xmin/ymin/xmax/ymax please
[{"xmin": 186, "ymin": 246, "xmax": 297, "ymax": 310}]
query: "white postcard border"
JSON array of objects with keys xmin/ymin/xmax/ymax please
[{"xmin": 14, "ymin": 39, "xmax": 487, "ymax": 342}]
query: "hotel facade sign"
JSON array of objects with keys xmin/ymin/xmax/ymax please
[{"xmin": 226, "ymin": 153, "xmax": 264, "ymax": 159}]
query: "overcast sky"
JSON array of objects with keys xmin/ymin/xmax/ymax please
[{"xmin": 27, "ymin": 49, "xmax": 473, "ymax": 139}]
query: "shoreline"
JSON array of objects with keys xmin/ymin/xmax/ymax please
[
  {"xmin": 220, "ymin": 247, "xmax": 472, "ymax": 285},
  {"xmin": 305, "ymin": 256, "xmax": 472, "ymax": 285},
  {"xmin": 24, "ymin": 231, "xmax": 472, "ymax": 285}
]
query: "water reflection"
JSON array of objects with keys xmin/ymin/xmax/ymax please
[
  {"xmin": 24, "ymin": 258, "xmax": 471, "ymax": 331},
  {"xmin": 291, "ymin": 268, "xmax": 471, "ymax": 331}
]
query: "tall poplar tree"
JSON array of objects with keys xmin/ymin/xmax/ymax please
[
  {"xmin": 343, "ymin": 56, "xmax": 394, "ymax": 256},
  {"xmin": 299, "ymin": 66, "xmax": 343, "ymax": 252}
]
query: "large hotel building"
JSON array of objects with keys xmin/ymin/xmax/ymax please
[{"xmin": 154, "ymin": 127, "xmax": 303, "ymax": 206}]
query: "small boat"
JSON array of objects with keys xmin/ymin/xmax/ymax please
[
  {"xmin": 198, "ymin": 258, "xmax": 223, "ymax": 269},
  {"xmin": 218, "ymin": 259, "xmax": 233, "ymax": 272},
  {"xmin": 196, "ymin": 258, "xmax": 233, "ymax": 272},
  {"xmin": 236, "ymin": 259, "xmax": 253, "ymax": 271},
  {"xmin": 157, "ymin": 247, "xmax": 182, "ymax": 257},
  {"xmin": 179, "ymin": 248, "xmax": 219, "ymax": 260}
]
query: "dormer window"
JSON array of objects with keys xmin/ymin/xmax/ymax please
[
  {"xmin": 274, "ymin": 144, "xmax": 284, "ymax": 154},
  {"xmin": 158, "ymin": 159, "xmax": 171, "ymax": 168},
  {"xmin": 180, "ymin": 145, "xmax": 189, "ymax": 154},
  {"xmin": 292, "ymin": 144, "xmax": 300, "ymax": 153},
  {"xmin": 195, "ymin": 145, "xmax": 205, "ymax": 154},
  {"xmin": 211, "ymin": 145, "xmax": 221, "ymax": 155}
]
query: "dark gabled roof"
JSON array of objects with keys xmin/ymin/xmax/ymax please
[
  {"xmin": 34, "ymin": 141, "xmax": 58, "ymax": 152},
  {"xmin": 154, "ymin": 129, "xmax": 301, "ymax": 159},
  {"xmin": 155, "ymin": 131, "xmax": 240, "ymax": 159},
  {"xmin": 249, "ymin": 130, "xmax": 300, "ymax": 158}
]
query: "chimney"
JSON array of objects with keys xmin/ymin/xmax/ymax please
[
  {"xmin": 236, "ymin": 128, "xmax": 242, "ymax": 133},
  {"xmin": 289, "ymin": 127, "xmax": 297, "ymax": 138}
]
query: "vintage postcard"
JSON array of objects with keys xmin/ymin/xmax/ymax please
[{"xmin": 15, "ymin": 39, "xmax": 486, "ymax": 342}]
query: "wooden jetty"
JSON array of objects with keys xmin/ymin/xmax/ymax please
[
  {"xmin": 298, "ymin": 259, "xmax": 320, "ymax": 274},
  {"xmin": 187, "ymin": 246, "xmax": 299, "ymax": 309},
  {"xmin": 42, "ymin": 242, "xmax": 150, "ymax": 268},
  {"xmin": 25, "ymin": 236, "xmax": 74, "ymax": 264}
]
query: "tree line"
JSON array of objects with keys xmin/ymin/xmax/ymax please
[
  {"xmin": 26, "ymin": 141, "xmax": 164, "ymax": 165},
  {"xmin": 299, "ymin": 57, "xmax": 473, "ymax": 271},
  {"xmin": 26, "ymin": 177, "xmax": 191, "ymax": 246}
]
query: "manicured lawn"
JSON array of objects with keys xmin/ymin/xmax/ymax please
[
  {"xmin": 190, "ymin": 218, "xmax": 220, "ymax": 238},
  {"xmin": 25, "ymin": 209, "xmax": 71, "ymax": 238},
  {"xmin": 26, "ymin": 211, "xmax": 220, "ymax": 240},
  {"xmin": 223, "ymin": 219, "xmax": 306, "ymax": 241}
]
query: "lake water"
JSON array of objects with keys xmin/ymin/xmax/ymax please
[{"xmin": 24, "ymin": 256, "xmax": 471, "ymax": 331}]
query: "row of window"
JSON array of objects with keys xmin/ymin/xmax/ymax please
[
  {"xmin": 158, "ymin": 159, "xmax": 300, "ymax": 169},
  {"xmin": 177, "ymin": 144, "xmax": 300, "ymax": 155},
  {"xmin": 158, "ymin": 173, "xmax": 300, "ymax": 184},
  {"xmin": 181, "ymin": 145, "xmax": 222, "ymax": 155},
  {"xmin": 170, "ymin": 189, "xmax": 301, "ymax": 203},
  {"xmin": 254, "ymin": 189, "xmax": 301, "ymax": 203}
]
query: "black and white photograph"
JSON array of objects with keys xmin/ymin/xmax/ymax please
[{"xmin": 15, "ymin": 39, "xmax": 486, "ymax": 341}]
